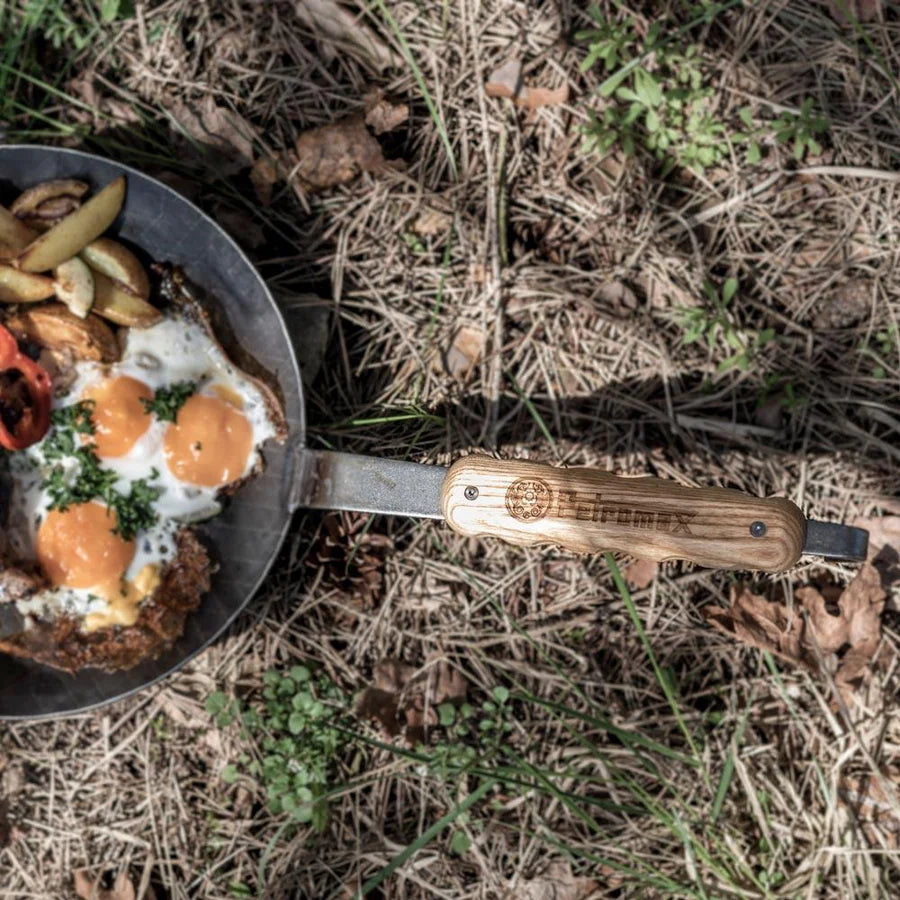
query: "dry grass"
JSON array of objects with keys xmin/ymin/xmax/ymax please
[{"xmin": 1, "ymin": 0, "xmax": 900, "ymax": 898}]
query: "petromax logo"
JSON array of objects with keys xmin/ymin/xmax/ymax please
[{"xmin": 505, "ymin": 481, "xmax": 695, "ymax": 534}]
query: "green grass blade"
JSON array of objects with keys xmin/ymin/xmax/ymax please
[
  {"xmin": 355, "ymin": 778, "xmax": 493, "ymax": 897},
  {"xmin": 372, "ymin": 0, "xmax": 457, "ymax": 180},
  {"xmin": 605, "ymin": 553, "xmax": 703, "ymax": 765}
]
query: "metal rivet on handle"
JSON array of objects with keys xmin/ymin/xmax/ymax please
[
  {"xmin": 464, "ymin": 486, "xmax": 479, "ymax": 501},
  {"xmin": 750, "ymin": 520, "xmax": 767, "ymax": 538}
]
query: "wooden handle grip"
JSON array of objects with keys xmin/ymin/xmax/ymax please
[{"xmin": 441, "ymin": 456, "xmax": 806, "ymax": 572}]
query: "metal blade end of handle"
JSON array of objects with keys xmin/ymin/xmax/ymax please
[
  {"xmin": 288, "ymin": 449, "xmax": 447, "ymax": 519},
  {"xmin": 803, "ymin": 519, "xmax": 869, "ymax": 562}
]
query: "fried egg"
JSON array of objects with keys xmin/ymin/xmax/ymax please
[{"xmin": 9, "ymin": 312, "xmax": 280, "ymax": 631}]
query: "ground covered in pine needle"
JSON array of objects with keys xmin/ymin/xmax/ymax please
[{"xmin": 1, "ymin": 1, "xmax": 900, "ymax": 898}]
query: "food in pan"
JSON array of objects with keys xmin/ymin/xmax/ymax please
[{"xmin": 0, "ymin": 176, "xmax": 287, "ymax": 672}]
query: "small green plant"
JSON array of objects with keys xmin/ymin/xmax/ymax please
[
  {"xmin": 428, "ymin": 686, "xmax": 515, "ymax": 785},
  {"xmin": 679, "ymin": 278, "xmax": 774, "ymax": 373},
  {"xmin": 20, "ymin": 0, "xmax": 134, "ymax": 50},
  {"xmin": 758, "ymin": 374, "xmax": 805, "ymax": 411},
  {"xmin": 206, "ymin": 665, "xmax": 350, "ymax": 831},
  {"xmin": 578, "ymin": 9, "xmax": 829, "ymax": 171},
  {"xmin": 859, "ymin": 324, "xmax": 898, "ymax": 379},
  {"xmin": 772, "ymin": 98, "xmax": 829, "ymax": 160}
]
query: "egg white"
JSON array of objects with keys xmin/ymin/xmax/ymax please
[{"xmin": 9, "ymin": 312, "xmax": 278, "ymax": 623}]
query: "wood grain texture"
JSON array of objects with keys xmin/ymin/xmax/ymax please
[{"xmin": 441, "ymin": 456, "xmax": 806, "ymax": 572}]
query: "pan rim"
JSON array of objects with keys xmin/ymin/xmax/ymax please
[{"xmin": 0, "ymin": 144, "xmax": 305, "ymax": 721}]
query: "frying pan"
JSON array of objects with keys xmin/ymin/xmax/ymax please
[
  {"xmin": 0, "ymin": 147, "xmax": 869, "ymax": 720},
  {"xmin": 0, "ymin": 145, "xmax": 305, "ymax": 720}
]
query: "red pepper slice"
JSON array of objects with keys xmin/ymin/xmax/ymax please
[{"xmin": 0, "ymin": 324, "xmax": 52, "ymax": 451}]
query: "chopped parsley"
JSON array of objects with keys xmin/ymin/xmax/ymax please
[
  {"xmin": 142, "ymin": 381, "xmax": 196, "ymax": 423},
  {"xmin": 38, "ymin": 400, "xmax": 162, "ymax": 541}
]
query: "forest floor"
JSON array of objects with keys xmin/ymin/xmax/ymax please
[{"xmin": 1, "ymin": 1, "xmax": 900, "ymax": 898}]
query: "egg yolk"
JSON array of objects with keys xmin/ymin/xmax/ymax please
[
  {"xmin": 82, "ymin": 375, "xmax": 154, "ymax": 458},
  {"xmin": 36, "ymin": 502, "xmax": 135, "ymax": 590},
  {"xmin": 163, "ymin": 393, "xmax": 252, "ymax": 487}
]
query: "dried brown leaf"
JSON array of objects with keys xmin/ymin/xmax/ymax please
[
  {"xmin": 171, "ymin": 97, "xmax": 257, "ymax": 174},
  {"xmin": 294, "ymin": 115, "xmax": 388, "ymax": 190},
  {"xmin": 356, "ymin": 658, "xmax": 467, "ymax": 745},
  {"xmin": 295, "ymin": 0, "xmax": 399, "ymax": 71},
  {"xmin": 709, "ymin": 565, "xmax": 886, "ymax": 703},
  {"xmin": 705, "ymin": 585, "xmax": 806, "ymax": 667},
  {"xmin": 249, "ymin": 157, "xmax": 279, "ymax": 207},
  {"xmin": 595, "ymin": 281, "xmax": 638, "ymax": 316},
  {"xmin": 623, "ymin": 558, "xmax": 658, "ymax": 589},
  {"xmin": 73, "ymin": 871, "xmax": 136, "ymax": 900},
  {"xmin": 813, "ymin": 279, "xmax": 871, "ymax": 329},
  {"xmin": 411, "ymin": 208, "xmax": 452, "ymax": 237},
  {"xmin": 442, "ymin": 324, "xmax": 484, "ymax": 380},
  {"xmin": 513, "ymin": 860, "xmax": 600, "ymax": 900},
  {"xmin": 853, "ymin": 515, "xmax": 900, "ymax": 559},
  {"xmin": 796, "ymin": 586, "xmax": 848, "ymax": 654},
  {"xmin": 364, "ymin": 91, "xmax": 408, "ymax": 135},
  {"xmin": 485, "ymin": 58, "xmax": 569, "ymax": 110}
]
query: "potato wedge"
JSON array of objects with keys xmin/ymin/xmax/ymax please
[
  {"xmin": 81, "ymin": 238, "xmax": 150, "ymax": 300},
  {"xmin": 4, "ymin": 303, "xmax": 119, "ymax": 363},
  {"xmin": 23, "ymin": 195, "xmax": 82, "ymax": 223},
  {"xmin": 10, "ymin": 179, "xmax": 88, "ymax": 218},
  {"xmin": 92, "ymin": 270, "xmax": 161, "ymax": 327},
  {"xmin": 53, "ymin": 257, "xmax": 95, "ymax": 318},
  {"xmin": 16, "ymin": 176, "xmax": 125, "ymax": 273},
  {"xmin": 0, "ymin": 205, "xmax": 37, "ymax": 252},
  {"xmin": 0, "ymin": 265, "xmax": 56, "ymax": 303}
]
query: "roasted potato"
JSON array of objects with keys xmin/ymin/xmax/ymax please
[
  {"xmin": 16, "ymin": 176, "xmax": 125, "ymax": 274},
  {"xmin": 4, "ymin": 302, "xmax": 119, "ymax": 363},
  {"xmin": 10, "ymin": 179, "xmax": 88, "ymax": 219},
  {"xmin": 53, "ymin": 257, "xmax": 95, "ymax": 318},
  {"xmin": 18, "ymin": 196, "xmax": 84, "ymax": 232},
  {"xmin": 81, "ymin": 238, "xmax": 150, "ymax": 300},
  {"xmin": 92, "ymin": 270, "xmax": 161, "ymax": 327},
  {"xmin": 0, "ymin": 205, "xmax": 37, "ymax": 253},
  {"xmin": 0, "ymin": 265, "xmax": 56, "ymax": 303}
]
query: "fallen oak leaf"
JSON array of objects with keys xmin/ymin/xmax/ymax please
[
  {"xmin": 170, "ymin": 96, "xmax": 258, "ymax": 175},
  {"xmin": 364, "ymin": 90, "xmax": 408, "ymax": 135},
  {"xmin": 485, "ymin": 58, "xmax": 569, "ymax": 110},
  {"xmin": 73, "ymin": 870, "xmax": 136, "ymax": 900},
  {"xmin": 623, "ymin": 557, "xmax": 658, "ymax": 590},
  {"xmin": 704, "ymin": 585, "xmax": 806, "ymax": 669},
  {"xmin": 356, "ymin": 658, "xmax": 467, "ymax": 745},
  {"xmin": 853, "ymin": 515, "xmax": 900, "ymax": 560},
  {"xmin": 294, "ymin": 115, "xmax": 393, "ymax": 190},
  {"xmin": 295, "ymin": 0, "xmax": 400, "ymax": 72},
  {"xmin": 707, "ymin": 564, "xmax": 887, "ymax": 705},
  {"xmin": 441, "ymin": 324, "xmax": 484, "ymax": 381},
  {"xmin": 249, "ymin": 156, "xmax": 279, "ymax": 207},
  {"xmin": 511, "ymin": 859, "xmax": 600, "ymax": 900}
]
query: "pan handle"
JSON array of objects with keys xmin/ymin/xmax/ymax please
[{"xmin": 440, "ymin": 456, "xmax": 806, "ymax": 571}]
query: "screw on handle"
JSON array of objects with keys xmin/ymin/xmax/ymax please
[{"xmin": 441, "ymin": 456, "xmax": 806, "ymax": 572}]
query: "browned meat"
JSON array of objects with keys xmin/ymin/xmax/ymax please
[
  {"xmin": 0, "ymin": 529, "xmax": 213, "ymax": 673},
  {"xmin": 0, "ymin": 564, "xmax": 45, "ymax": 605}
]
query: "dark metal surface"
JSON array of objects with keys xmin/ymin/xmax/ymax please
[
  {"xmin": 0, "ymin": 604, "xmax": 25, "ymax": 641},
  {"xmin": 803, "ymin": 519, "xmax": 869, "ymax": 562},
  {"xmin": 290, "ymin": 450, "xmax": 446, "ymax": 518},
  {"xmin": 0, "ymin": 145, "xmax": 304, "ymax": 720}
]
